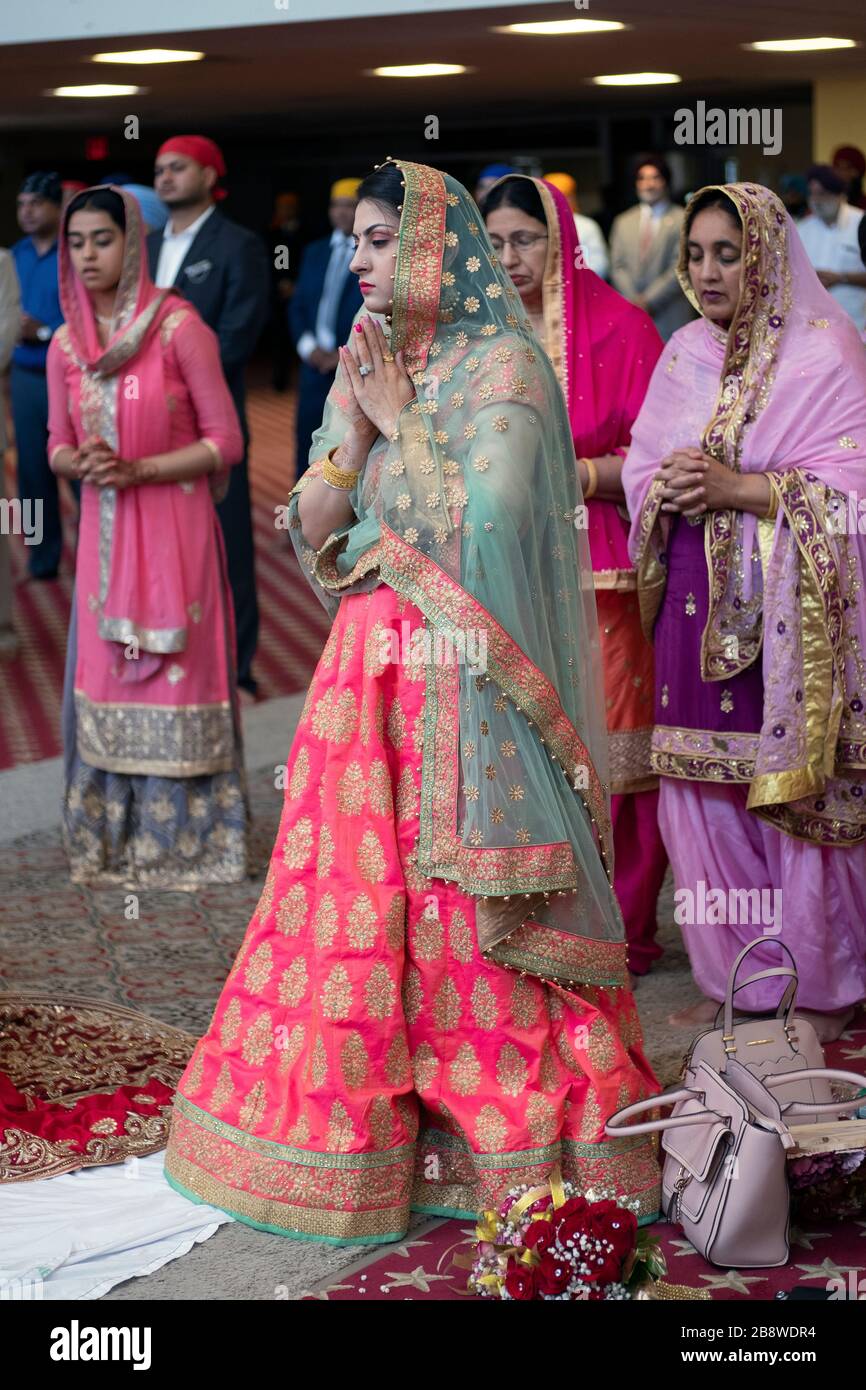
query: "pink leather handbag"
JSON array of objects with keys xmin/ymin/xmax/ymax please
[
  {"xmin": 679, "ymin": 939, "xmax": 839, "ymax": 1124},
  {"xmin": 606, "ymin": 1058, "xmax": 866, "ymax": 1268}
]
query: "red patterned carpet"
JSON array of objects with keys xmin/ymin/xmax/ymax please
[
  {"xmin": 298, "ymin": 1201, "xmax": 866, "ymax": 1302},
  {"xmin": 0, "ymin": 376, "xmax": 329, "ymax": 770},
  {"xmin": 297, "ymin": 1012, "xmax": 866, "ymax": 1303}
]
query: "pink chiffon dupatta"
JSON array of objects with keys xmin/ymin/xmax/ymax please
[
  {"xmin": 623, "ymin": 182, "xmax": 866, "ymax": 846},
  {"xmin": 58, "ymin": 185, "xmax": 194, "ymax": 671},
  {"xmin": 524, "ymin": 177, "xmax": 663, "ymax": 581}
]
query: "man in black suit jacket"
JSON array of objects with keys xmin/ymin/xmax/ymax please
[
  {"xmin": 150, "ymin": 135, "xmax": 269, "ymax": 697},
  {"xmin": 289, "ymin": 179, "xmax": 363, "ymax": 478}
]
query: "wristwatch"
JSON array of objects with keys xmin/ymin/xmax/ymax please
[{"xmin": 36, "ymin": 325, "xmax": 53, "ymax": 343}]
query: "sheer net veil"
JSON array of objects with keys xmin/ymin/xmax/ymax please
[{"xmin": 289, "ymin": 159, "xmax": 629, "ymax": 986}]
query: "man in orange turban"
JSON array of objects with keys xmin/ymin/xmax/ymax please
[
  {"xmin": 543, "ymin": 171, "xmax": 610, "ymax": 279},
  {"xmin": 150, "ymin": 134, "xmax": 270, "ymax": 698}
]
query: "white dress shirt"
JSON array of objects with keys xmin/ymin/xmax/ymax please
[
  {"xmin": 797, "ymin": 204, "xmax": 866, "ymax": 329},
  {"xmin": 574, "ymin": 213, "xmax": 609, "ymax": 279},
  {"xmin": 297, "ymin": 229, "xmax": 355, "ymax": 363},
  {"xmin": 154, "ymin": 204, "xmax": 217, "ymax": 289}
]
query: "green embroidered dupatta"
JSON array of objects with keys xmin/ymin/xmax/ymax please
[{"xmin": 288, "ymin": 159, "xmax": 628, "ymax": 988}]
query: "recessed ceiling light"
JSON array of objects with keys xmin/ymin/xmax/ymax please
[
  {"xmin": 744, "ymin": 37, "xmax": 857, "ymax": 53},
  {"xmin": 591, "ymin": 72, "xmax": 682, "ymax": 86},
  {"xmin": 90, "ymin": 49, "xmax": 205, "ymax": 64},
  {"xmin": 494, "ymin": 19, "xmax": 625, "ymax": 35},
  {"xmin": 48, "ymin": 84, "xmax": 145, "ymax": 97},
  {"xmin": 368, "ymin": 63, "xmax": 469, "ymax": 78}
]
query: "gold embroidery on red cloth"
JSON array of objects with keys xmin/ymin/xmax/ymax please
[
  {"xmin": 219, "ymin": 998, "xmax": 241, "ymax": 1049},
  {"xmin": 313, "ymin": 893, "xmax": 339, "ymax": 948},
  {"xmin": 411, "ymin": 1041, "xmax": 441, "ymax": 1092},
  {"xmin": 241, "ymin": 1013, "xmax": 274, "ymax": 1067},
  {"xmin": 364, "ymin": 963, "xmax": 397, "ymax": 1019},
  {"xmin": 346, "ymin": 892, "xmax": 378, "ymax": 949},
  {"xmin": 470, "ymin": 977, "xmax": 499, "ymax": 1030},
  {"xmin": 336, "ymin": 763, "xmax": 366, "ymax": 815},
  {"xmin": 321, "ymin": 964, "xmax": 352, "ymax": 1020},
  {"xmin": 244, "ymin": 942, "xmax": 273, "ymax": 994},
  {"xmin": 310, "ymin": 1033, "xmax": 328, "ymax": 1088},
  {"xmin": 275, "ymin": 882, "xmax": 308, "ymax": 936},
  {"xmin": 340, "ymin": 1033, "xmax": 370, "ymax": 1090},
  {"xmin": 401, "ymin": 967, "xmax": 424, "ymax": 1025},
  {"xmin": 496, "ymin": 1042, "xmax": 529, "ymax": 1096},
  {"xmin": 289, "ymin": 747, "xmax": 310, "ymax": 799},
  {"xmin": 368, "ymin": 759, "xmax": 393, "ymax": 815},
  {"xmin": 281, "ymin": 816, "xmax": 314, "ymax": 870},
  {"xmin": 317, "ymin": 822, "xmax": 335, "ymax": 878},
  {"xmin": 432, "ymin": 976, "xmax": 463, "ymax": 1030},
  {"xmin": 278, "ymin": 957, "xmax": 308, "ymax": 1008},
  {"xmin": 357, "ymin": 828, "xmax": 387, "ymax": 882}
]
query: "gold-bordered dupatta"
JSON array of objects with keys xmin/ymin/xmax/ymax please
[{"xmin": 288, "ymin": 159, "xmax": 630, "ymax": 987}]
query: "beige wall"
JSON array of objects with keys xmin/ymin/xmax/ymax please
[{"xmin": 813, "ymin": 75, "xmax": 866, "ymax": 162}]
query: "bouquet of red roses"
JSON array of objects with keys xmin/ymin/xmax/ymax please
[{"xmin": 469, "ymin": 1168, "xmax": 665, "ymax": 1301}]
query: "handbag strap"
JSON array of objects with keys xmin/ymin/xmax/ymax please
[
  {"xmin": 765, "ymin": 1068, "xmax": 866, "ymax": 1117},
  {"xmin": 724, "ymin": 939, "xmax": 799, "ymax": 1036},
  {"xmin": 721, "ymin": 968, "xmax": 798, "ymax": 1029},
  {"xmin": 605, "ymin": 1086, "xmax": 733, "ymax": 1138}
]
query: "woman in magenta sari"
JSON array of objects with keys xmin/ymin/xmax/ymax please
[
  {"xmin": 623, "ymin": 183, "xmax": 866, "ymax": 1041},
  {"xmin": 484, "ymin": 176, "xmax": 668, "ymax": 980},
  {"xmin": 48, "ymin": 186, "xmax": 248, "ymax": 888},
  {"xmin": 163, "ymin": 159, "xmax": 660, "ymax": 1243}
]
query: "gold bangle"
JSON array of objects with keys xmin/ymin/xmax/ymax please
[
  {"xmin": 764, "ymin": 478, "xmax": 779, "ymax": 521},
  {"xmin": 581, "ymin": 456, "xmax": 598, "ymax": 500},
  {"xmin": 322, "ymin": 447, "xmax": 360, "ymax": 490}
]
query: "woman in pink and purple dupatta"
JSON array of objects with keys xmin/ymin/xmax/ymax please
[
  {"xmin": 48, "ymin": 186, "xmax": 248, "ymax": 888},
  {"xmin": 484, "ymin": 175, "xmax": 669, "ymax": 980},
  {"xmin": 623, "ymin": 183, "xmax": 866, "ymax": 1040}
]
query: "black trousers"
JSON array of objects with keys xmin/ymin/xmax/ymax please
[
  {"xmin": 10, "ymin": 364, "xmax": 61, "ymax": 578},
  {"xmin": 216, "ymin": 445, "xmax": 259, "ymax": 695}
]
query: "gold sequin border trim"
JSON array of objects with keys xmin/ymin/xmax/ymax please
[{"xmin": 166, "ymin": 1153, "xmax": 411, "ymax": 1241}]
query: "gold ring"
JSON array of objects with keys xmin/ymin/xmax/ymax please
[{"xmin": 382, "ymin": 352, "xmax": 395, "ymax": 363}]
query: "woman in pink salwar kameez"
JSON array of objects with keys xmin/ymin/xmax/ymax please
[
  {"xmin": 48, "ymin": 186, "xmax": 248, "ymax": 889},
  {"xmin": 484, "ymin": 176, "xmax": 669, "ymax": 980},
  {"xmin": 623, "ymin": 183, "xmax": 866, "ymax": 1041},
  {"xmin": 164, "ymin": 160, "xmax": 661, "ymax": 1244}
]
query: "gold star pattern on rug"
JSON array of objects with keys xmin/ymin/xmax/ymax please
[
  {"xmin": 379, "ymin": 1265, "xmax": 455, "ymax": 1293},
  {"xmin": 699, "ymin": 1271, "xmax": 768, "ymax": 1294},
  {"xmin": 386, "ymin": 1239, "xmax": 433, "ymax": 1259},
  {"xmin": 789, "ymin": 1227, "xmax": 832, "ymax": 1251},
  {"xmin": 298, "ymin": 1284, "xmax": 356, "ymax": 1300},
  {"xmin": 795, "ymin": 1258, "xmax": 862, "ymax": 1281},
  {"xmin": 668, "ymin": 1238, "xmax": 698, "ymax": 1257}
]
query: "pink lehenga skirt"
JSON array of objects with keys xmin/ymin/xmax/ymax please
[{"xmin": 164, "ymin": 584, "xmax": 661, "ymax": 1244}]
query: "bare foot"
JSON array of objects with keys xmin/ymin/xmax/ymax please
[
  {"xmin": 667, "ymin": 997, "xmax": 720, "ymax": 1029},
  {"xmin": 793, "ymin": 1007, "xmax": 856, "ymax": 1045}
]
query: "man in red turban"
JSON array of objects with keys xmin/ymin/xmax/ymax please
[
  {"xmin": 150, "ymin": 134, "xmax": 270, "ymax": 697},
  {"xmin": 832, "ymin": 144, "xmax": 866, "ymax": 211}
]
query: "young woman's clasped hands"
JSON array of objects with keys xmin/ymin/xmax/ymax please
[
  {"xmin": 339, "ymin": 316, "xmax": 414, "ymax": 442},
  {"xmin": 656, "ymin": 446, "xmax": 774, "ymax": 519},
  {"xmin": 298, "ymin": 317, "xmax": 415, "ymax": 551}
]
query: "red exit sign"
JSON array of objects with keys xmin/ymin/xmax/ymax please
[{"xmin": 85, "ymin": 136, "xmax": 109, "ymax": 161}]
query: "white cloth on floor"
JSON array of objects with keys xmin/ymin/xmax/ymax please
[{"xmin": 0, "ymin": 1150, "xmax": 232, "ymax": 1300}]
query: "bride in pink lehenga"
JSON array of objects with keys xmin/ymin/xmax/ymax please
[{"xmin": 163, "ymin": 160, "xmax": 661, "ymax": 1244}]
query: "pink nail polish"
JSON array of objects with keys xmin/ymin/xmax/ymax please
[{"xmin": 354, "ymin": 323, "xmax": 363, "ymax": 333}]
